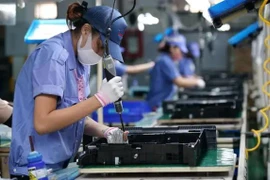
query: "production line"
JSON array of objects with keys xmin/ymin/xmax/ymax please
[{"xmin": 1, "ymin": 0, "xmax": 270, "ymax": 179}]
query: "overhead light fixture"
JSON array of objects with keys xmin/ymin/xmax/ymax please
[
  {"xmin": 35, "ymin": 2, "xmax": 57, "ymax": 19},
  {"xmin": 185, "ymin": 0, "xmax": 210, "ymax": 13},
  {"xmin": 217, "ymin": 24, "xmax": 231, "ymax": 31},
  {"xmin": 137, "ymin": 22, "xmax": 145, "ymax": 31},
  {"xmin": 137, "ymin": 12, "xmax": 159, "ymax": 25},
  {"xmin": 184, "ymin": 5, "xmax": 190, "ymax": 11},
  {"xmin": 17, "ymin": 0, "xmax": 25, "ymax": 9}
]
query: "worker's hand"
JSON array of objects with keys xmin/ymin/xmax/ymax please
[
  {"xmin": 148, "ymin": 61, "xmax": 155, "ymax": 68},
  {"xmin": 104, "ymin": 127, "xmax": 129, "ymax": 144},
  {"xmin": 196, "ymin": 79, "xmax": 206, "ymax": 89},
  {"xmin": 95, "ymin": 76, "xmax": 124, "ymax": 107}
]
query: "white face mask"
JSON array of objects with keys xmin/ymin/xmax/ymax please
[{"xmin": 77, "ymin": 34, "xmax": 102, "ymax": 65}]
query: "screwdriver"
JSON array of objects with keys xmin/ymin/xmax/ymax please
[{"xmin": 103, "ymin": 54, "xmax": 125, "ymax": 132}]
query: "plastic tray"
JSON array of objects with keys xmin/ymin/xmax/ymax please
[
  {"xmin": 77, "ymin": 125, "xmax": 217, "ymax": 167},
  {"xmin": 92, "ymin": 101, "xmax": 151, "ymax": 123}
]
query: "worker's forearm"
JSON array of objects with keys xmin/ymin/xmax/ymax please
[
  {"xmin": 84, "ymin": 116, "xmax": 109, "ymax": 138},
  {"xmin": 126, "ymin": 62, "xmax": 153, "ymax": 74},
  {"xmin": 37, "ymin": 96, "xmax": 102, "ymax": 134},
  {"xmin": 174, "ymin": 77, "xmax": 199, "ymax": 88},
  {"xmin": 0, "ymin": 100, "xmax": 13, "ymax": 124}
]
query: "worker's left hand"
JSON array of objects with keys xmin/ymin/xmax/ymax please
[{"xmin": 104, "ymin": 127, "xmax": 129, "ymax": 144}]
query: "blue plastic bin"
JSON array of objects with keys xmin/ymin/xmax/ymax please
[{"xmin": 92, "ymin": 100, "xmax": 151, "ymax": 123}]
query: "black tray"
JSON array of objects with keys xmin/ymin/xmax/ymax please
[
  {"xmin": 170, "ymin": 100, "xmax": 242, "ymax": 119},
  {"xmin": 178, "ymin": 90, "xmax": 243, "ymax": 100},
  {"xmin": 162, "ymin": 99, "xmax": 242, "ymax": 117},
  {"xmin": 77, "ymin": 126, "xmax": 217, "ymax": 167}
]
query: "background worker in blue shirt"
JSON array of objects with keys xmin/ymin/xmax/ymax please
[
  {"xmin": 179, "ymin": 42, "xmax": 201, "ymax": 77},
  {"xmin": 147, "ymin": 32, "xmax": 206, "ymax": 110},
  {"xmin": 9, "ymin": 3, "xmax": 128, "ymax": 178}
]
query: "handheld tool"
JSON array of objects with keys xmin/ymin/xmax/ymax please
[{"xmin": 103, "ymin": 0, "xmax": 136, "ymax": 131}]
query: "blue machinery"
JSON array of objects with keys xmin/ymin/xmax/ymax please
[
  {"xmin": 208, "ymin": 0, "xmax": 269, "ymax": 28},
  {"xmin": 24, "ymin": 19, "xmax": 68, "ymax": 44},
  {"xmin": 228, "ymin": 22, "xmax": 262, "ymax": 46}
]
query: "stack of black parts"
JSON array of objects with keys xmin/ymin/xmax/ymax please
[
  {"xmin": 163, "ymin": 73, "xmax": 245, "ymax": 119},
  {"xmin": 77, "ymin": 125, "xmax": 217, "ymax": 167}
]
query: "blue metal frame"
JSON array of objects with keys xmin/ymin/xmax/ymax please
[
  {"xmin": 228, "ymin": 22, "xmax": 261, "ymax": 46},
  {"xmin": 24, "ymin": 19, "xmax": 67, "ymax": 44},
  {"xmin": 208, "ymin": 0, "xmax": 251, "ymax": 19}
]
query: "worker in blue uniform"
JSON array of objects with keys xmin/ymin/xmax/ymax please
[
  {"xmin": 178, "ymin": 42, "xmax": 201, "ymax": 77},
  {"xmin": 9, "ymin": 3, "xmax": 128, "ymax": 178},
  {"xmin": 147, "ymin": 32, "xmax": 206, "ymax": 110}
]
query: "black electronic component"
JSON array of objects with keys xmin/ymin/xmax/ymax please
[{"xmin": 77, "ymin": 125, "xmax": 217, "ymax": 167}]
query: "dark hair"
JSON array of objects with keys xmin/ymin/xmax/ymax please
[
  {"xmin": 66, "ymin": 2, "xmax": 98, "ymax": 34},
  {"xmin": 158, "ymin": 42, "xmax": 171, "ymax": 53}
]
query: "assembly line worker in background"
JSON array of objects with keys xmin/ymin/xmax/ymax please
[
  {"xmin": 115, "ymin": 47, "xmax": 155, "ymax": 76},
  {"xmin": 178, "ymin": 41, "xmax": 200, "ymax": 77},
  {"xmin": 9, "ymin": 3, "xmax": 128, "ymax": 178},
  {"xmin": 0, "ymin": 98, "xmax": 12, "ymax": 127},
  {"xmin": 146, "ymin": 33, "xmax": 206, "ymax": 110},
  {"xmin": 165, "ymin": 31, "xmax": 197, "ymax": 78}
]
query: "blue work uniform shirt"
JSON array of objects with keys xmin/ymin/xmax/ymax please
[
  {"xmin": 115, "ymin": 60, "xmax": 127, "ymax": 76},
  {"xmin": 9, "ymin": 31, "xmax": 90, "ymax": 175},
  {"xmin": 146, "ymin": 53, "xmax": 180, "ymax": 109},
  {"xmin": 178, "ymin": 58, "xmax": 195, "ymax": 77}
]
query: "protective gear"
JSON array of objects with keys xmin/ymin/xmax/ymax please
[
  {"xmin": 104, "ymin": 127, "xmax": 128, "ymax": 144},
  {"xmin": 196, "ymin": 79, "xmax": 206, "ymax": 89},
  {"xmin": 77, "ymin": 35, "xmax": 102, "ymax": 65},
  {"xmin": 83, "ymin": 6, "xmax": 127, "ymax": 62},
  {"xmin": 95, "ymin": 76, "xmax": 124, "ymax": 107}
]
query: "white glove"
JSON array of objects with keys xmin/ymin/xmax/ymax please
[
  {"xmin": 196, "ymin": 79, "xmax": 206, "ymax": 89},
  {"xmin": 94, "ymin": 76, "xmax": 124, "ymax": 107},
  {"xmin": 103, "ymin": 127, "xmax": 128, "ymax": 144}
]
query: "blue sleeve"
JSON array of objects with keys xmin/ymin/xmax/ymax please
[
  {"xmin": 32, "ymin": 44, "xmax": 68, "ymax": 99},
  {"xmin": 160, "ymin": 57, "xmax": 180, "ymax": 81},
  {"xmin": 115, "ymin": 61, "xmax": 127, "ymax": 76},
  {"xmin": 182, "ymin": 59, "xmax": 195, "ymax": 77}
]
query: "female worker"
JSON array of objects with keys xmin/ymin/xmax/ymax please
[
  {"xmin": 9, "ymin": 3, "xmax": 128, "ymax": 178},
  {"xmin": 147, "ymin": 32, "xmax": 205, "ymax": 110},
  {"xmin": 0, "ymin": 98, "xmax": 12, "ymax": 127}
]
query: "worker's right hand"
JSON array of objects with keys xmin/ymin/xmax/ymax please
[
  {"xmin": 95, "ymin": 76, "xmax": 124, "ymax": 107},
  {"xmin": 196, "ymin": 79, "xmax": 206, "ymax": 89}
]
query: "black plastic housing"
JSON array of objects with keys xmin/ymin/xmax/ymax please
[{"xmin": 77, "ymin": 126, "xmax": 217, "ymax": 167}]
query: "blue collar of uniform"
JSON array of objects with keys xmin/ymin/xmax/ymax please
[{"xmin": 62, "ymin": 30, "xmax": 76, "ymax": 70}]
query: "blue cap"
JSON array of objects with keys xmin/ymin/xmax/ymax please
[
  {"xmin": 83, "ymin": 6, "xmax": 127, "ymax": 62},
  {"xmin": 165, "ymin": 32, "xmax": 188, "ymax": 53},
  {"xmin": 188, "ymin": 42, "xmax": 200, "ymax": 58},
  {"xmin": 154, "ymin": 33, "xmax": 164, "ymax": 43},
  {"xmin": 164, "ymin": 27, "xmax": 174, "ymax": 36}
]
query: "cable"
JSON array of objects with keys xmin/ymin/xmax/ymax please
[
  {"xmin": 245, "ymin": 0, "xmax": 270, "ymax": 158},
  {"xmin": 103, "ymin": 0, "xmax": 136, "ymax": 132},
  {"xmin": 119, "ymin": 114, "xmax": 125, "ymax": 132}
]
